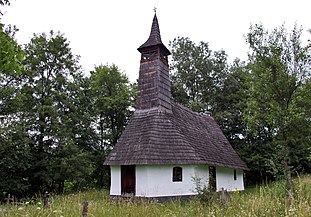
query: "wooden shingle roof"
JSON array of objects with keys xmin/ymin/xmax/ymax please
[
  {"xmin": 104, "ymin": 102, "xmax": 248, "ymax": 170},
  {"xmin": 137, "ymin": 14, "xmax": 171, "ymax": 56}
]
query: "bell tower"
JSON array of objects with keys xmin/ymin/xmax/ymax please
[{"xmin": 136, "ymin": 13, "xmax": 172, "ymax": 111}]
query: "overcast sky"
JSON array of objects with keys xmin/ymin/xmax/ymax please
[{"xmin": 2, "ymin": 0, "xmax": 311, "ymax": 82}]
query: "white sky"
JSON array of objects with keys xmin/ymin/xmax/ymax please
[{"xmin": 2, "ymin": 0, "xmax": 311, "ymax": 82}]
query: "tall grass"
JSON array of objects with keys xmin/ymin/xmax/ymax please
[{"xmin": 1, "ymin": 175, "xmax": 310, "ymax": 217}]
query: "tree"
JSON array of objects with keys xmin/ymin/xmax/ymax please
[
  {"xmin": 0, "ymin": 121, "xmax": 32, "ymax": 198},
  {"xmin": 213, "ymin": 59, "xmax": 248, "ymax": 146},
  {"xmin": 0, "ymin": 0, "xmax": 10, "ymax": 16},
  {"xmin": 169, "ymin": 38, "xmax": 265, "ymax": 182},
  {"xmin": 245, "ymin": 24, "xmax": 311, "ymax": 204},
  {"xmin": 0, "ymin": 24, "xmax": 24, "ymax": 115},
  {"xmin": 22, "ymin": 31, "xmax": 93, "ymax": 194},
  {"xmin": 169, "ymin": 37, "xmax": 228, "ymax": 113},
  {"xmin": 88, "ymin": 64, "xmax": 135, "ymax": 187},
  {"xmin": 215, "ymin": 59, "xmax": 280, "ymax": 184},
  {"xmin": 0, "ymin": 0, "xmax": 10, "ymax": 6},
  {"xmin": 0, "ymin": 1, "xmax": 29, "ymax": 199},
  {"xmin": 89, "ymin": 64, "xmax": 135, "ymax": 149}
]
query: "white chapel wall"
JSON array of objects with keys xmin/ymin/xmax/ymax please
[
  {"xmin": 110, "ymin": 164, "xmax": 245, "ymax": 197},
  {"xmin": 193, "ymin": 165, "xmax": 209, "ymax": 190},
  {"xmin": 136, "ymin": 165, "xmax": 198, "ymax": 197},
  {"xmin": 216, "ymin": 167, "xmax": 244, "ymax": 191},
  {"xmin": 110, "ymin": 165, "xmax": 121, "ymax": 195}
]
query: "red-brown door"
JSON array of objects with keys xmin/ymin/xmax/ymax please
[{"xmin": 121, "ymin": 165, "xmax": 135, "ymax": 195}]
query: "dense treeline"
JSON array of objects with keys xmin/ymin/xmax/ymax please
[
  {"xmin": 1, "ymin": 1, "xmax": 311, "ymax": 199},
  {"xmin": 1, "ymin": 8, "xmax": 135, "ymax": 198},
  {"xmin": 169, "ymin": 26, "xmax": 311, "ymax": 188},
  {"xmin": 0, "ymin": 33, "xmax": 135, "ymax": 199}
]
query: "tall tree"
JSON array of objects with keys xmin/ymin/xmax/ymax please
[
  {"xmin": 169, "ymin": 37, "xmax": 228, "ymax": 113},
  {"xmin": 22, "ymin": 31, "xmax": 92, "ymax": 194},
  {"xmin": 0, "ymin": 1, "xmax": 29, "ymax": 199},
  {"xmin": 215, "ymin": 59, "xmax": 277, "ymax": 184},
  {"xmin": 213, "ymin": 59, "xmax": 248, "ymax": 147},
  {"xmin": 245, "ymin": 24, "xmax": 311, "ymax": 203},
  {"xmin": 88, "ymin": 64, "xmax": 135, "ymax": 187}
]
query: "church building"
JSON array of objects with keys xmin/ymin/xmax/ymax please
[{"xmin": 104, "ymin": 13, "xmax": 248, "ymax": 200}]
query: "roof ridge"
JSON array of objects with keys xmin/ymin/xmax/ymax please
[{"xmin": 134, "ymin": 107, "xmax": 172, "ymax": 115}]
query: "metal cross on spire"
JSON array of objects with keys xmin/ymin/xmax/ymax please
[{"xmin": 153, "ymin": 7, "xmax": 157, "ymax": 14}]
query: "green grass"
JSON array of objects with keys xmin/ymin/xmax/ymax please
[{"xmin": 1, "ymin": 175, "xmax": 311, "ymax": 217}]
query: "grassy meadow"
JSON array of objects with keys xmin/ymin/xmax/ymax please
[{"xmin": 0, "ymin": 176, "xmax": 310, "ymax": 217}]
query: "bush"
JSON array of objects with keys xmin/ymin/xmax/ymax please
[{"xmin": 192, "ymin": 175, "xmax": 218, "ymax": 205}]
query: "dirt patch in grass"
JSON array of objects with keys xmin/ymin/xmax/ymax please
[{"xmin": 302, "ymin": 176, "xmax": 311, "ymax": 184}]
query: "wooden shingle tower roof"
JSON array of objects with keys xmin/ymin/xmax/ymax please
[
  {"xmin": 104, "ymin": 14, "xmax": 248, "ymax": 170},
  {"xmin": 137, "ymin": 14, "xmax": 171, "ymax": 56}
]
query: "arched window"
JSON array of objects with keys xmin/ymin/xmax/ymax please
[{"xmin": 173, "ymin": 166, "xmax": 182, "ymax": 182}]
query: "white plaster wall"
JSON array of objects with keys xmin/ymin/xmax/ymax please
[
  {"xmin": 135, "ymin": 165, "xmax": 148, "ymax": 196},
  {"xmin": 216, "ymin": 167, "xmax": 244, "ymax": 191},
  {"xmin": 109, "ymin": 164, "xmax": 245, "ymax": 197},
  {"xmin": 110, "ymin": 165, "xmax": 121, "ymax": 195},
  {"xmin": 193, "ymin": 165, "xmax": 209, "ymax": 191},
  {"xmin": 136, "ymin": 165, "xmax": 198, "ymax": 197}
]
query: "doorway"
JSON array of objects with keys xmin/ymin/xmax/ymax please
[
  {"xmin": 209, "ymin": 166, "xmax": 216, "ymax": 191},
  {"xmin": 121, "ymin": 165, "xmax": 135, "ymax": 195}
]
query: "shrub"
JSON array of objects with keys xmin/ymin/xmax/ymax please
[{"xmin": 192, "ymin": 175, "xmax": 218, "ymax": 205}]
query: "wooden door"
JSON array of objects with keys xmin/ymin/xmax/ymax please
[
  {"xmin": 209, "ymin": 166, "xmax": 216, "ymax": 191},
  {"xmin": 121, "ymin": 165, "xmax": 135, "ymax": 195}
]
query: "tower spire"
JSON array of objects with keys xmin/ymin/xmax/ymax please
[
  {"xmin": 137, "ymin": 14, "xmax": 170, "ymax": 56},
  {"xmin": 136, "ymin": 13, "xmax": 171, "ymax": 111}
]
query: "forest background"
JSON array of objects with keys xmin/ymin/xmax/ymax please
[{"xmin": 1, "ymin": 0, "xmax": 311, "ymax": 200}]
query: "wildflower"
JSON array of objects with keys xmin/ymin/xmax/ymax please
[
  {"xmin": 18, "ymin": 207, "xmax": 24, "ymax": 210},
  {"xmin": 25, "ymin": 201, "xmax": 30, "ymax": 205},
  {"xmin": 53, "ymin": 210, "xmax": 62, "ymax": 213},
  {"xmin": 234, "ymin": 188, "xmax": 238, "ymax": 193},
  {"xmin": 37, "ymin": 207, "xmax": 41, "ymax": 210},
  {"xmin": 289, "ymin": 208, "xmax": 296, "ymax": 212}
]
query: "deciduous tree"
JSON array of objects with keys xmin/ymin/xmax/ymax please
[
  {"xmin": 88, "ymin": 64, "xmax": 135, "ymax": 187},
  {"xmin": 245, "ymin": 24, "xmax": 311, "ymax": 203},
  {"xmin": 169, "ymin": 37, "xmax": 228, "ymax": 113},
  {"xmin": 0, "ymin": 24, "xmax": 24, "ymax": 114},
  {"xmin": 22, "ymin": 31, "xmax": 92, "ymax": 194},
  {"xmin": 0, "ymin": 2, "xmax": 29, "ymax": 199}
]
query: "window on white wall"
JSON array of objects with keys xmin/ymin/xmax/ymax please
[{"xmin": 172, "ymin": 167, "xmax": 182, "ymax": 182}]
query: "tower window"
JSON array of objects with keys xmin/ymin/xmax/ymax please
[
  {"xmin": 142, "ymin": 50, "xmax": 157, "ymax": 60},
  {"xmin": 234, "ymin": 169, "xmax": 237, "ymax": 181},
  {"xmin": 173, "ymin": 167, "xmax": 182, "ymax": 182}
]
